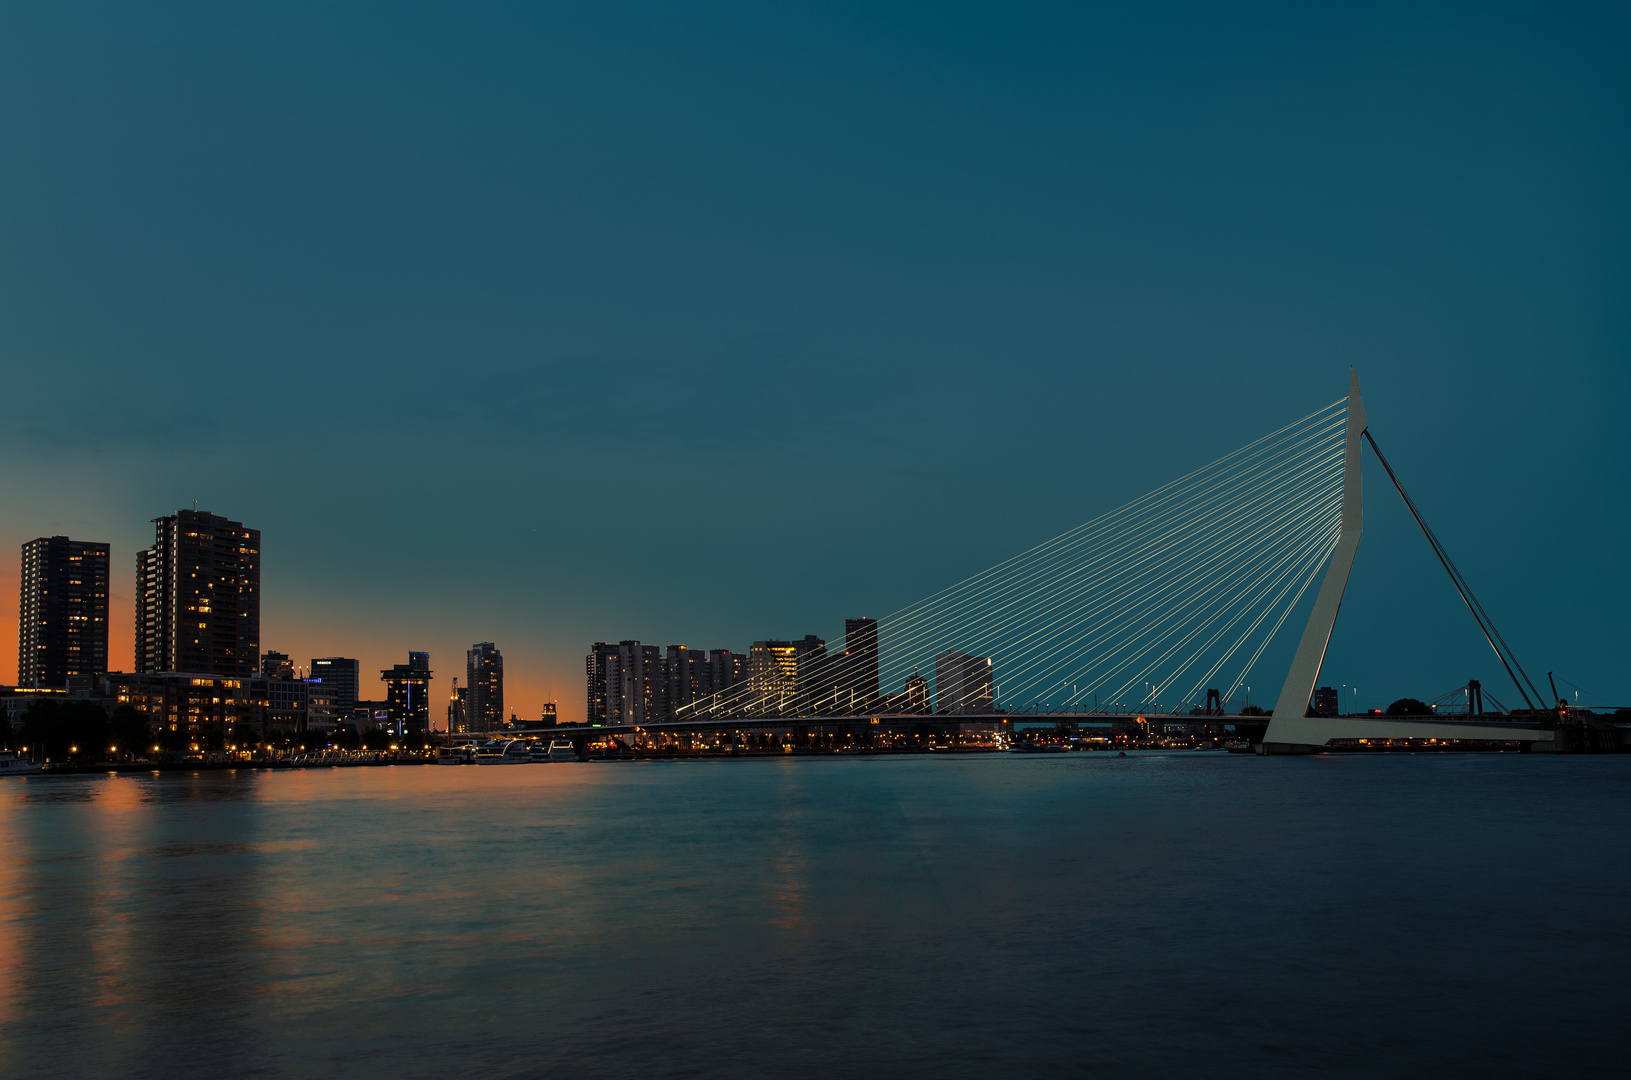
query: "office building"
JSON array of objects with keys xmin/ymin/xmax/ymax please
[
  {"xmin": 380, "ymin": 652, "xmax": 433, "ymax": 735},
  {"xmin": 305, "ymin": 680, "xmax": 340, "ymax": 733},
  {"xmin": 1313, "ymin": 686, "xmax": 1339, "ymax": 717},
  {"xmin": 310, "ymin": 657, "xmax": 360, "ymax": 710},
  {"xmin": 935, "ymin": 651, "xmax": 994, "ymax": 715},
  {"xmin": 136, "ymin": 510, "xmax": 260, "ymax": 676},
  {"xmin": 467, "ymin": 642, "xmax": 504, "ymax": 733},
  {"xmin": 18, "ymin": 536, "xmax": 110, "ymax": 688},
  {"xmin": 261, "ymin": 651, "xmax": 294, "ymax": 680},
  {"xmin": 539, "ymin": 702, "xmax": 558, "ymax": 726},
  {"xmin": 268, "ymin": 676, "xmax": 308, "ymax": 731}
]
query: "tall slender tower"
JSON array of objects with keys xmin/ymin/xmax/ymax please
[
  {"xmin": 467, "ymin": 642, "xmax": 504, "ymax": 732},
  {"xmin": 19, "ymin": 536, "xmax": 110, "ymax": 687},
  {"xmin": 135, "ymin": 510, "xmax": 261, "ymax": 675}
]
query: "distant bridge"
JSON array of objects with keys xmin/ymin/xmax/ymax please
[{"xmin": 585, "ymin": 370, "xmax": 1575, "ymax": 755}]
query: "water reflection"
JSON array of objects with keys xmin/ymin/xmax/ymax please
[{"xmin": 0, "ymin": 756, "xmax": 1626, "ymax": 1079}]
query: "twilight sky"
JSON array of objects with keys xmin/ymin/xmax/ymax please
[{"xmin": 2, "ymin": 1, "xmax": 1626, "ymax": 722}]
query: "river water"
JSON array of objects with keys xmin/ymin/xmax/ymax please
[{"xmin": 0, "ymin": 752, "xmax": 1626, "ymax": 1078}]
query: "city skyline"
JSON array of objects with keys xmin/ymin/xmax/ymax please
[{"xmin": 2, "ymin": 4, "xmax": 1626, "ymax": 720}]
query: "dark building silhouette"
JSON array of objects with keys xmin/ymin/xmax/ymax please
[
  {"xmin": 310, "ymin": 657, "xmax": 360, "ymax": 710},
  {"xmin": 136, "ymin": 510, "xmax": 260, "ymax": 676},
  {"xmin": 18, "ymin": 536, "xmax": 110, "ymax": 688},
  {"xmin": 793, "ymin": 634, "xmax": 830, "ymax": 711},
  {"xmin": 935, "ymin": 651, "xmax": 994, "ymax": 714},
  {"xmin": 381, "ymin": 652, "xmax": 432, "ymax": 735},
  {"xmin": 467, "ymin": 642, "xmax": 504, "ymax": 732},
  {"xmin": 839, "ymin": 617, "xmax": 880, "ymax": 711},
  {"xmin": 261, "ymin": 651, "xmax": 294, "ymax": 680},
  {"xmin": 448, "ymin": 679, "xmax": 468, "ymax": 734},
  {"xmin": 666, "ymin": 644, "xmax": 723, "ymax": 719},
  {"xmin": 1313, "ymin": 686, "xmax": 1339, "ymax": 717}
]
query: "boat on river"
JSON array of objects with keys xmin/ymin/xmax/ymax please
[
  {"xmin": 437, "ymin": 744, "xmax": 476, "ymax": 765},
  {"xmin": 0, "ymin": 753, "xmax": 42, "ymax": 776},
  {"xmin": 474, "ymin": 739, "xmax": 532, "ymax": 764}
]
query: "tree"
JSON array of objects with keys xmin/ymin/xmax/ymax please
[
  {"xmin": 107, "ymin": 705, "xmax": 152, "ymax": 758},
  {"xmin": 21, "ymin": 700, "xmax": 112, "ymax": 760},
  {"xmin": 1386, "ymin": 698, "xmax": 1432, "ymax": 716},
  {"xmin": 1239, "ymin": 705, "xmax": 1268, "ymax": 716}
]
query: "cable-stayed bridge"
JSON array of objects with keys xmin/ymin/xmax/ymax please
[{"xmin": 541, "ymin": 371, "xmax": 1577, "ymax": 753}]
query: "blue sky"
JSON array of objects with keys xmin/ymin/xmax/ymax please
[{"xmin": 2, "ymin": 1, "xmax": 1626, "ymax": 720}]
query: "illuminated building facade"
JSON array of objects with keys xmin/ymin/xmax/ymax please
[
  {"xmin": 606, "ymin": 641, "xmax": 662, "ymax": 725},
  {"xmin": 113, "ymin": 672, "xmax": 270, "ymax": 736},
  {"xmin": 261, "ymin": 651, "xmax": 294, "ymax": 680},
  {"xmin": 136, "ymin": 510, "xmax": 261, "ymax": 676},
  {"xmin": 748, "ymin": 640, "xmax": 800, "ymax": 712},
  {"xmin": 380, "ymin": 652, "xmax": 433, "ymax": 735},
  {"xmin": 18, "ymin": 535, "xmax": 110, "ymax": 688},
  {"xmin": 467, "ymin": 642, "xmax": 504, "ymax": 733}
]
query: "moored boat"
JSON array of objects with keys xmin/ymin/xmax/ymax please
[
  {"xmin": 474, "ymin": 739, "xmax": 532, "ymax": 764},
  {"xmin": 0, "ymin": 753, "xmax": 42, "ymax": 776}
]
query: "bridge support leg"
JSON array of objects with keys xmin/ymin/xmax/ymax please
[{"xmin": 1263, "ymin": 370, "xmax": 1366, "ymax": 749}]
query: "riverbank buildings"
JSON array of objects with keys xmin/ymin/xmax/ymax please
[
  {"xmin": 136, "ymin": 510, "xmax": 261, "ymax": 676},
  {"xmin": 18, "ymin": 536, "xmax": 110, "ymax": 688},
  {"xmin": 467, "ymin": 643, "xmax": 504, "ymax": 732},
  {"xmin": 586, "ymin": 642, "xmax": 748, "ymax": 724}
]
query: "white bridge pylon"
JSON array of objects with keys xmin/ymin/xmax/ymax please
[{"xmin": 1260, "ymin": 370, "xmax": 1553, "ymax": 752}]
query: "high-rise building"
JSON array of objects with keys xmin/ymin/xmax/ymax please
[
  {"xmin": 838, "ymin": 617, "xmax": 880, "ymax": 711},
  {"xmin": 935, "ymin": 651, "xmax": 994, "ymax": 715},
  {"xmin": 747, "ymin": 640, "xmax": 800, "ymax": 713},
  {"xmin": 18, "ymin": 536, "xmax": 110, "ymax": 688},
  {"xmin": 793, "ymin": 634, "xmax": 830, "ymax": 711},
  {"xmin": 448, "ymin": 679, "xmax": 468, "ymax": 734},
  {"xmin": 310, "ymin": 657, "xmax": 360, "ymax": 710},
  {"xmin": 261, "ymin": 651, "xmax": 294, "ymax": 680},
  {"xmin": 466, "ymin": 643, "xmax": 504, "ymax": 733},
  {"xmin": 539, "ymin": 702, "xmax": 558, "ymax": 726},
  {"xmin": 380, "ymin": 652, "xmax": 432, "ymax": 735},
  {"xmin": 136, "ymin": 510, "xmax": 260, "ymax": 676},
  {"xmin": 585, "ymin": 642, "xmax": 620, "ymax": 725},
  {"xmin": 605, "ymin": 641, "xmax": 662, "ymax": 725}
]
